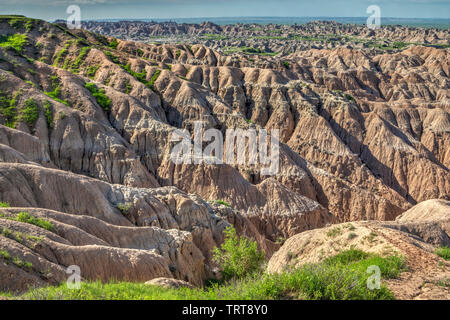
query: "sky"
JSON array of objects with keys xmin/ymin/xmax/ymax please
[{"xmin": 0, "ymin": 0, "xmax": 449, "ymax": 21}]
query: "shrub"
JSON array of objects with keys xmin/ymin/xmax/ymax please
[
  {"xmin": 16, "ymin": 211, "xmax": 55, "ymax": 231},
  {"xmin": 85, "ymin": 82, "xmax": 111, "ymax": 111},
  {"xmin": 213, "ymin": 226, "xmax": 264, "ymax": 281},
  {"xmin": 71, "ymin": 46, "xmax": 90, "ymax": 73},
  {"xmin": 86, "ymin": 65, "xmax": 100, "ymax": 78},
  {"xmin": 108, "ymin": 38, "xmax": 119, "ymax": 49},
  {"xmin": 116, "ymin": 202, "xmax": 131, "ymax": 216},
  {"xmin": 435, "ymin": 246, "xmax": 450, "ymax": 260},
  {"xmin": 0, "ymin": 34, "xmax": 27, "ymax": 52},
  {"xmin": 0, "ymin": 201, "xmax": 10, "ymax": 208},
  {"xmin": 53, "ymin": 42, "xmax": 70, "ymax": 67},
  {"xmin": 43, "ymin": 100, "xmax": 53, "ymax": 128},
  {"xmin": 44, "ymin": 76, "xmax": 69, "ymax": 106},
  {"xmin": 0, "ymin": 90, "xmax": 18, "ymax": 128},
  {"xmin": 104, "ymin": 51, "xmax": 119, "ymax": 64},
  {"xmin": 326, "ymin": 226, "xmax": 342, "ymax": 238},
  {"xmin": 21, "ymin": 98, "xmax": 39, "ymax": 125},
  {"xmin": 282, "ymin": 61, "xmax": 290, "ymax": 69},
  {"xmin": 215, "ymin": 200, "xmax": 231, "ymax": 207},
  {"xmin": 147, "ymin": 69, "xmax": 161, "ymax": 90}
]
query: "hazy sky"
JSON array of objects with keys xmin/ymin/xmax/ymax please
[{"xmin": 0, "ymin": 0, "xmax": 449, "ymax": 20}]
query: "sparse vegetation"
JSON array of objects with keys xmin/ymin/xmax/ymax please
[
  {"xmin": 0, "ymin": 211, "xmax": 55, "ymax": 231},
  {"xmin": 43, "ymin": 100, "xmax": 53, "ymax": 128},
  {"xmin": 347, "ymin": 232, "xmax": 357, "ymax": 240},
  {"xmin": 86, "ymin": 65, "xmax": 100, "ymax": 78},
  {"xmin": 0, "ymin": 249, "xmax": 33, "ymax": 271},
  {"xmin": 212, "ymin": 226, "xmax": 265, "ymax": 281},
  {"xmin": 0, "ymin": 33, "xmax": 27, "ymax": 53},
  {"xmin": 18, "ymin": 249, "xmax": 405, "ymax": 300},
  {"xmin": 215, "ymin": 200, "xmax": 231, "ymax": 207},
  {"xmin": 116, "ymin": 202, "xmax": 131, "ymax": 216},
  {"xmin": 71, "ymin": 46, "xmax": 90, "ymax": 73},
  {"xmin": 345, "ymin": 94, "xmax": 355, "ymax": 102},
  {"xmin": 53, "ymin": 42, "xmax": 70, "ymax": 67},
  {"xmin": 0, "ymin": 90, "xmax": 17, "ymax": 128},
  {"xmin": 104, "ymin": 51, "xmax": 119, "ymax": 64},
  {"xmin": 147, "ymin": 69, "xmax": 161, "ymax": 90},
  {"xmin": 21, "ymin": 98, "xmax": 39, "ymax": 126},
  {"xmin": 84, "ymin": 82, "xmax": 112, "ymax": 112},
  {"xmin": 327, "ymin": 226, "xmax": 343, "ymax": 238},
  {"xmin": 435, "ymin": 246, "xmax": 450, "ymax": 260},
  {"xmin": 108, "ymin": 38, "xmax": 119, "ymax": 49}
]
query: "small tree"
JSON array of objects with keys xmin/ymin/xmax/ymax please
[{"xmin": 213, "ymin": 226, "xmax": 264, "ymax": 281}]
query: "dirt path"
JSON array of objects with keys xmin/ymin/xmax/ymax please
[{"xmin": 371, "ymin": 224, "xmax": 449, "ymax": 300}]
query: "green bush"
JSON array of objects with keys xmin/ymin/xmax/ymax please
[
  {"xmin": 44, "ymin": 76, "xmax": 69, "ymax": 106},
  {"xmin": 16, "ymin": 211, "xmax": 55, "ymax": 231},
  {"xmin": 53, "ymin": 42, "xmax": 70, "ymax": 67},
  {"xmin": 0, "ymin": 34, "xmax": 27, "ymax": 52},
  {"xmin": 84, "ymin": 82, "xmax": 111, "ymax": 112},
  {"xmin": 0, "ymin": 211, "xmax": 55, "ymax": 232},
  {"xmin": 435, "ymin": 246, "xmax": 450, "ymax": 260},
  {"xmin": 43, "ymin": 100, "xmax": 53, "ymax": 128},
  {"xmin": 71, "ymin": 46, "xmax": 90, "ymax": 73},
  {"xmin": 108, "ymin": 38, "xmax": 119, "ymax": 49},
  {"xmin": 215, "ymin": 200, "xmax": 231, "ymax": 207},
  {"xmin": 116, "ymin": 202, "xmax": 131, "ymax": 216},
  {"xmin": 0, "ymin": 201, "xmax": 9, "ymax": 208},
  {"xmin": 86, "ymin": 65, "xmax": 100, "ymax": 78},
  {"xmin": 213, "ymin": 226, "xmax": 264, "ymax": 281},
  {"xmin": 0, "ymin": 90, "xmax": 18, "ymax": 128},
  {"xmin": 21, "ymin": 98, "xmax": 39, "ymax": 125}
]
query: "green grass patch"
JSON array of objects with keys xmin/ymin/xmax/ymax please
[
  {"xmin": 326, "ymin": 226, "xmax": 343, "ymax": 238},
  {"xmin": 43, "ymin": 100, "xmax": 53, "ymax": 128},
  {"xmin": 116, "ymin": 203, "xmax": 131, "ymax": 216},
  {"xmin": 53, "ymin": 42, "xmax": 70, "ymax": 67},
  {"xmin": 0, "ymin": 211, "xmax": 54, "ymax": 232},
  {"xmin": 0, "ymin": 201, "xmax": 10, "ymax": 207},
  {"xmin": 21, "ymin": 98, "xmax": 39, "ymax": 126},
  {"xmin": 215, "ymin": 200, "xmax": 231, "ymax": 207},
  {"xmin": 108, "ymin": 38, "xmax": 119, "ymax": 49},
  {"xmin": 86, "ymin": 65, "xmax": 100, "ymax": 78},
  {"xmin": 213, "ymin": 226, "xmax": 265, "ymax": 281},
  {"xmin": 84, "ymin": 82, "xmax": 111, "ymax": 112},
  {"xmin": 44, "ymin": 76, "xmax": 69, "ymax": 106},
  {"xmin": 0, "ymin": 90, "xmax": 20, "ymax": 128},
  {"xmin": 0, "ymin": 34, "xmax": 27, "ymax": 53},
  {"xmin": 0, "ymin": 248, "xmax": 33, "ymax": 271},
  {"xmin": 71, "ymin": 46, "xmax": 90, "ymax": 73},
  {"xmin": 18, "ymin": 249, "xmax": 405, "ymax": 300},
  {"xmin": 104, "ymin": 51, "xmax": 119, "ymax": 64},
  {"xmin": 435, "ymin": 246, "xmax": 450, "ymax": 260}
]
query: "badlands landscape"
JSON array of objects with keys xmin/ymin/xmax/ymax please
[{"xmin": 0, "ymin": 15, "xmax": 449, "ymax": 300}]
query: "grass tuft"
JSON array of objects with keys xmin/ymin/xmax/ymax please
[{"xmin": 435, "ymin": 246, "xmax": 450, "ymax": 260}]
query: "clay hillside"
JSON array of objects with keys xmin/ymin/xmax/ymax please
[{"xmin": 0, "ymin": 15, "xmax": 449, "ymax": 298}]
